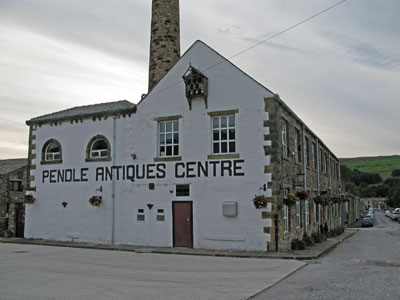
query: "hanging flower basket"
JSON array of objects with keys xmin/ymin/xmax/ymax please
[
  {"xmin": 283, "ymin": 193, "xmax": 296, "ymax": 206},
  {"xmin": 89, "ymin": 195, "xmax": 102, "ymax": 207},
  {"xmin": 321, "ymin": 197, "xmax": 331, "ymax": 206},
  {"xmin": 313, "ymin": 195, "xmax": 323, "ymax": 205},
  {"xmin": 251, "ymin": 194, "xmax": 268, "ymax": 209},
  {"xmin": 24, "ymin": 194, "xmax": 36, "ymax": 205},
  {"xmin": 296, "ymin": 190, "xmax": 309, "ymax": 200}
]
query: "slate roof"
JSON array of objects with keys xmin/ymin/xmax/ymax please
[
  {"xmin": 0, "ymin": 158, "xmax": 28, "ymax": 175},
  {"xmin": 26, "ymin": 100, "xmax": 136, "ymax": 125}
]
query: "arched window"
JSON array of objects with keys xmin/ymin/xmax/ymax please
[
  {"xmin": 86, "ymin": 135, "xmax": 111, "ymax": 161},
  {"xmin": 41, "ymin": 139, "xmax": 62, "ymax": 164}
]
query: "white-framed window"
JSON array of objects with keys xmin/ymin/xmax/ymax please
[
  {"xmin": 283, "ymin": 204, "xmax": 289, "ymax": 232},
  {"xmin": 305, "ymin": 200, "xmax": 309, "ymax": 226},
  {"xmin": 42, "ymin": 139, "xmax": 62, "ymax": 163},
  {"xmin": 90, "ymin": 139, "xmax": 108, "ymax": 158},
  {"xmin": 305, "ymin": 137, "xmax": 309, "ymax": 166},
  {"xmin": 319, "ymin": 150, "xmax": 323, "ymax": 172},
  {"xmin": 282, "ymin": 119, "xmax": 288, "ymax": 158},
  {"xmin": 296, "ymin": 201, "xmax": 301, "ymax": 228},
  {"xmin": 312, "ymin": 143, "xmax": 317, "ymax": 169},
  {"xmin": 313, "ymin": 201, "xmax": 317, "ymax": 222},
  {"xmin": 294, "ymin": 129, "xmax": 300, "ymax": 163},
  {"xmin": 212, "ymin": 115, "xmax": 236, "ymax": 154},
  {"xmin": 136, "ymin": 208, "xmax": 145, "ymax": 222},
  {"xmin": 156, "ymin": 209, "xmax": 165, "ymax": 222},
  {"xmin": 86, "ymin": 135, "xmax": 111, "ymax": 162},
  {"xmin": 159, "ymin": 120, "xmax": 179, "ymax": 157},
  {"xmin": 45, "ymin": 142, "xmax": 61, "ymax": 161}
]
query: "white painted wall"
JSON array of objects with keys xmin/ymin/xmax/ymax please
[{"xmin": 26, "ymin": 41, "xmax": 275, "ymax": 251}]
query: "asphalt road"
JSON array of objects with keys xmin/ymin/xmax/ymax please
[
  {"xmin": 252, "ymin": 210, "xmax": 400, "ymax": 300},
  {"xmin": 0, "ymin": 243, "xmax": 304, "ymax": 300}
]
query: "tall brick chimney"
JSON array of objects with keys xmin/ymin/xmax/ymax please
[{"xmin": 148, "ymin": 0, "xmax": 180, "ymax": 92}]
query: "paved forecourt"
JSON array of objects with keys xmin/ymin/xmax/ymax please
[{"xmin": 0, "ymin": 243, "xmax": 305, "ymax": 300}]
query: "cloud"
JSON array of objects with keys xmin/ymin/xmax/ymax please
[{"xmin": 320, "ymin": 31, "xmax": 400, "ymax": 70}]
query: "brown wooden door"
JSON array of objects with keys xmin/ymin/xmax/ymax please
[
  {"xmin": 15, "ymin": 204, "xmax": 25, "ymax": 238},
  {"xmin": 173, "ymin": 202, "xmax": 193, "ymax": 248}
]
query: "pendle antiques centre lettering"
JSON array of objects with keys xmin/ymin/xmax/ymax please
[{"xmin": 42, "ymin": 160, "xmax": 245, "ymax": 183}]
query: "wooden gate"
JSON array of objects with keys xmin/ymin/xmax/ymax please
[{"xmin": 172, "ymin": 202, "xmax": 193, "ymax": 248}]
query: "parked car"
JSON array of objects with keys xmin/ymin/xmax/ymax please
[
  {"xmin": 391, "ymin": 213, "xmax": 400, "ymax": 221},
  {"xmin": 385, "ymin": 210, "xmax": 391, "ymax": 217},
  {"xmin": 362, "ymin": 217, "xmax": 373, "ymax": 227},
  {"xmin": 367, "ymin": 213, "xmax": 374, "ymax": 222},
  {"xmin": 364, "ymin": 215, "xmax": 373, "ymax": 223}
]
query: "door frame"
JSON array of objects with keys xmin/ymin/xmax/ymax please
[{"xmin": 172, "ymin": 201, "xmax": 193, "ymax": 248}]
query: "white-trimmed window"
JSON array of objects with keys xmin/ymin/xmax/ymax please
[
  {"xmin": 156, "ymin": 209, "xmax": 165, "ymax": 222},
  {"xmin": 282, "ymin": 119, "xmax": 288, "ymax": 158},
  {"xmin": 159, "ymin": 120, "xmax": 179, "ymax": 157},
  {"xmin": 296, "ymin": 201, "xmax": 301, "ymax": 228},
  {"xmin": 212, "ymin": 115, "xmax": 236, "ymax": 154},
  {"xmin": 305, "ymin": 137, "xmax": 309, "ymax": 166},
  {"xmin": 42, "ymin": 139, "xmax": 62, "ymax": 164},
  {"xmin": 90, "ymin": 139, "xmax": 108, "ymax": 158},
  {"xmin": 283, "ymin": 204, "xmax": 289, "ymax": 232},
  {"xmin": 294, "ymin": 129, "xmax": 300, "ymax": 163},
  {"xmin": 313, "ymin": 201, "xmax": 317, "ymax": 222},
  {"xmin": 305, "ymin": 200, "xmax": 309, "ymax": 226},
  {"xmin": 86, "ymin": 135, "xmax": 111, "ymax": 162},
  {"xmin": 312, "ymin": 142, "xmax": 317, "ymax": 169},
  {"xmin": 45, "ymin": 142, "xmax": 61, "ymax": 161},
  {"xmin": 319, "ymin": 150, "xmax": 323, "ymax": 172},
  {"xmin": 137, "ymin": 208, "xmax": 145, "ymax": 222}
]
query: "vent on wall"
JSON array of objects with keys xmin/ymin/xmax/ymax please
[{"xmin": 222, "ymin": 201, "xmax": 238, "ymax": 217}]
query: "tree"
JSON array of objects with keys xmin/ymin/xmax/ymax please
[
  {"xmin": 392, "ymin": 169, "xmax": 400, "ymax": 177},
  {"xmin": 388, "ymin": 185, "xmax": 400, "ymax": 208},
  {"xmin": 360, "ymin": 173, "xmax": 382, "ymax": 185}
]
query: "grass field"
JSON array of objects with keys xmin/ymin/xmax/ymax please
[{"xmin": 340, "ymin": 155, "xmax": 400, "ymax": 181}]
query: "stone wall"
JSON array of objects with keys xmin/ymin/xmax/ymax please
[
  {"xmin": 264, "ymin": 96, "xmax": 343, "ymax": 251},
  {"xmin": 0, "ymin": 165, "xmax": 28, "ymax": 237}
]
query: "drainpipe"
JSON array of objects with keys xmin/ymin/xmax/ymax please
[
  {"xmin": 111, "ymin": 116, "xmax": 117, "ymax": 244},
  {"xmin": 328, "ymin": 152, "xmax": 332, "ymax": 229},
  {"xmin": 316, "ymin": 140, "xmax": 321, "ymax": 233},
  {"xmin": 302, "ymin": 126, "xmax": 307, "ymax": 232}
]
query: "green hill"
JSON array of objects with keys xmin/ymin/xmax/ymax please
[{"xmin": 340, "ymin": 155, "xmax": 400, "ymax": 181}]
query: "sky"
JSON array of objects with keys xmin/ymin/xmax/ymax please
[{"xmin": 0, "ymin": 0, "xmax": 399, "ymax": 159}]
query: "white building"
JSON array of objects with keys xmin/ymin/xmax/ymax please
[
  {"xmin": 26, "ymin": 41, "xmax": 276, "ymax": 251},
  {"xmin": 25, "ymin": 1, "xmax": 346, "ymax": 252}
]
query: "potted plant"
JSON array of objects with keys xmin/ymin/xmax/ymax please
[
  {"xmin": 24, "ymin": 194, "xmax": 36, "ymax": 205},
  {"xmin": 89, "ymin": 195, "xmax": 102, "ymax": 207},
  {"xmin": 313, "ymin": 195, "xmax": 323, "ymax": 205},
  {"xmin": 251, "ymin": 194, "xmax": 268, "ymax": 209},
  {"xmin": 283, "ymin": 192, "xmax": 296, "ymax": 206},
  {"xmin": 296, "ymin": 190, "xmax": 309, "ymax": 200},
  {"xmin": 3, "ymin": 229, "xmax": 13, "ymax": 238}
]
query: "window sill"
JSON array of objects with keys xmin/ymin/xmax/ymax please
[
  {"xmin": 85, "ymin": 157, "xmax": 112, "ymax": 162},
  {"xmin": 40, "ymin": 159, "xmax": 63, "ymax": 165},
  {"xmin": 207, "ymin": 154, "xmax": 240, "ymax": 160},
  {"xmin": 153, "ymin": 156, "xmax": 182, "ymax": 162}
]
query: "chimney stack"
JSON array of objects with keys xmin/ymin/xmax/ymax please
[{"xmin": 148, "ymin": 0, "xmax": 180, "ymax": 92}]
